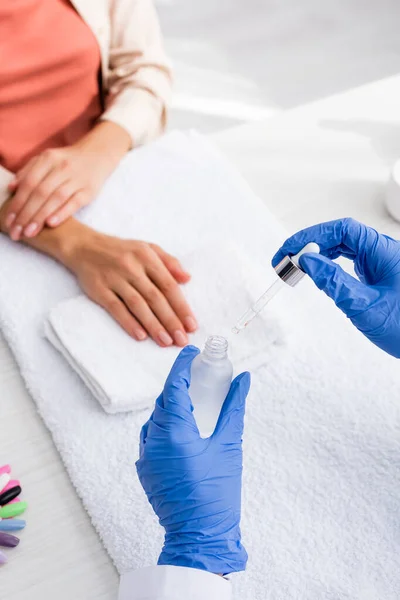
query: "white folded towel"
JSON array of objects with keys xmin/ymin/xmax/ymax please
[
  {"xmin": 44, "ymin": 243, "xmax": 284, "ymax": 413},
  {"xmin": 1, "ymin": 131, "xmax": 400, "ymax": 598}
]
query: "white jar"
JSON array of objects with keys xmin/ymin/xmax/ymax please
[{"xmin": 385, "ymin": 160, "xmax": 400, "ymax": 223}]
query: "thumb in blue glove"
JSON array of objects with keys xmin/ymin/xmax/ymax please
[{"xmin": 136, "ymin": 345, "xmax": 250, "ymax": 575}]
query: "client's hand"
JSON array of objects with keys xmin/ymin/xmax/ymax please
[
  {"xmin": 4, "ymin": 122, "xmax": 131, "ymax": 240},
  {"xmin": 137, "ymin": 346, "xmax": 250, "ymax": 574},
  {"xmin": 67, "ymin": 230, "xmax": 197, "ymax": 346},
  {"xmin": 0, "ymin": 194, "xmax": 197, "ymax": 347}
]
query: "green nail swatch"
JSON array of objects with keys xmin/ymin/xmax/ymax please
[{"xmin": 0, "ymin": 501, "xmax": 27, "ymax": 519}]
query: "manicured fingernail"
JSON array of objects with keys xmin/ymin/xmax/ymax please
[
  {"xmin": 48, "ymin": 216, "xmax": 59, "ymax": 226},
  {"xmin": 0, "ymin": 486, "xmax": 22, "ymax": 506},
  {"xmin": 0, "ymin": 466, "xmax": 11, "ymax": 476},
  {"xmin": 183, "ymin": 316, "xmax": 197, "ymax": 332},
  {"xmin": 0, "ymin": 519, "xmax": 26, "ymax": 532},
  {"xmin": 0, "ymin": 550, "xmax": 7, "ymax": 564},
  {"xmin": 5, "ymin": 213, "xmax": 16, "ymax": 228},
  {"xmin": 0, "ymin": 532, "xmax": 19, "ymax": 548},
  {"xmin": 0, "ymin": 474, "xmax": 10, "ymax": 494},
  {"xmin": 174, "ymin": 330, "xmax": 188, "ymax": 347},
  {"xmin": 24, "ymin": 222, "xmax": 37, "ymax": 237},
  {"xmin": 158, "ymin": 331, "xmax": 173, "ymax": 347},
  {"xmin": 0, "ymin": 501, "xmax": 27, "ymax": 519},
  {"xmin": 135, "ymin": 330, "xmax": 147, "ymax": 341},
  {"xmin": 10, "ymin": 225, "xmax": 22, "ymax": 240}
]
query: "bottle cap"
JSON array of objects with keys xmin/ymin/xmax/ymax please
[{"xmin": 274, "ymin": 242, "xmax": 320, "ymax": 288}]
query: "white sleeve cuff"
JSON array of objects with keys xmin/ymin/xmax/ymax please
[{"xmin": 118, "ymin": 565, "xmax": 232, "ymax": 600}]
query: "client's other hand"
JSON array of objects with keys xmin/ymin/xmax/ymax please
[
  {"xmin": 4, "ymin": 122, "xmax": 131, "ymax": 240},
  {"xmin": 67, "ymin": 231, "xmax": 197, "ymax": 346},
  {"xmin": 5, "ymin": 145, "xmax": 112, "ymax": 240}
]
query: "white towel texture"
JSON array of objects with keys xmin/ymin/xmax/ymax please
[
  {"xmin": 44, "ymin": 243, "xmax": 284, "ymax": 414},
  {"xmin": 0, "ymin": 132, "xmax": 400, "ymax": 599}
]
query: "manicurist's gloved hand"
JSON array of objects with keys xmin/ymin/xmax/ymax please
[
  {"xmin": 136, "ymin": 345, "xmax": 250, "ymax": 575},
  {"xmin": 272, "ymin": 218, "xmax": 400, "ymax": 358}
]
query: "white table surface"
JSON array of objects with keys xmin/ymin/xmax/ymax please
[{"xmin": 2, "ymin": 74, "xmax": 400, "ymax": 599}]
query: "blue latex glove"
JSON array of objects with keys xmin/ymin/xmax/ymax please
[
  {"xmin": 272, "ymin": 218, "xmax": 400, "ymax": 358},
  {"xmin": 136, "ymin": 345, "xmax": 250, "ymax": 575}
]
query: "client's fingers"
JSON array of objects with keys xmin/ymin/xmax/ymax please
[
  {"xmin": 145, "ymin": 255, "xmax": 197, "ymax": 335},
  {"xmin": 23, "ymin": 180, "xmax": 75, "ymax": 237},
  {"xmin": 93, "ymin": 288, "xmax": 147, "ymax": 341},
  {"xmin": 133, "ymin": 273, "xmax": 189, "ymax": 346},
  {"xmin": 46, "ymin": 190, "xmax": 89, "ymax": 227},
  {"xmin": 7, "ymin": 157, "xmax": 54, "ymax": 237},
  {"xmin": 150, "ymin": 244, "xmax": 191, "ymax": 283},
  {"xmin": 115, "ymin": 280, "xmax": 176, "ymax": 348}
]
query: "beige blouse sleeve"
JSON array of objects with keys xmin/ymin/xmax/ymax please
[
  {"xmin": 0, "ymin": 165, "xmax": 13, "ymax": 208},
  {"xmin": 101, "ymin": 0, "xmax": 173, "ymax": 147}
]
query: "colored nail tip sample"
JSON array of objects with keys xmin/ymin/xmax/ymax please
[
  {"xmin": 2, "ymin": 481, "xmax": 21, "ymax": 504},
  {"xmin": 0, "ymin": 501, "xmax": 27, "ymax": 519},
  {"xmin": 0, "ymin": 466, "xmax": 11, "ymax": 475},
  {"xmin": 0, "ymin": 486, "xmax": 22, "ymax": 506},
  {"xmin": 0, "ymin": 532, "xmax": 19, "ymax": 547},
  {"xmin": 0, "ymin": 473, "xmax": 11, "ymax": 493},
  {"xmin": 3, "ymin": 480, "xmax": 20, "ymax": 493},
  {"xmin": 0, "ymin": 519, "xmax": 26, "ymax": 531},
  {"xmin": 0, "ymin": 550, "xmax": 7, "ymax": 564}
]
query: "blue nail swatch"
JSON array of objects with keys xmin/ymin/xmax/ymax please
[{"xmin": 0, "ymin": 519, "xmax": 26, "ymax": 532}]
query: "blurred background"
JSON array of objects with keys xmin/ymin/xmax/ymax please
[{"xmin": 155, "ymin": 0, "xmax": 400, "ymax": 132}]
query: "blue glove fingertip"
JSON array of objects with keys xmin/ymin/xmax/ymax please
[
  {"xmin": 162, "ymin": 345, "xmax": 200, "ymax": 413},
  {"xmin": 271, "ymin": 249, "xmax": 286, "ymax": 268},
  {"xmin": 214, "ymin": 371, "xmax": 251, "ymax": 439},
  {"xmin": 235, "ymin": 370, "xmax": 251, "ymax": 396},
  {"xmin": 167, "ymin": 345, "xmax": 200, "ymax": 382},
  {"xmin": 180, "ymin": 344, "xmax": 200, "ymax": 356},
  {"xmin": 298, "ymin": 251, "xmax": 320, "ymax": 273}
]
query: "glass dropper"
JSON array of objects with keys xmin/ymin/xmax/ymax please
[
  {"xmin": 232, "ymin": 278, "xmax": 284, "ymax": 334},
  {"xmin": 232, "ymin": 242, "xmax": 320, "ymax": 334}
]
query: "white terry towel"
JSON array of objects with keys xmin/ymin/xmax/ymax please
[
  {"xmin": 44, "ymin": 243, "xmax": 284, "ymax": 413},
  {"xmin": 1, "ymin": 131, "xmax": 400, "ymax": 599}
]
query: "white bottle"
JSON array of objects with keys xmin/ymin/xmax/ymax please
[{"xmin": 190, "ymin": 336, "xmax": 233, "ymax": 438}]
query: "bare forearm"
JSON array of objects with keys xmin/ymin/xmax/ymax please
[{"xmin": 0, "ymin": 200, "xmax": 88, "ymax": 270}]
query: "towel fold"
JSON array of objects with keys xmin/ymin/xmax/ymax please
[{"xmin": 44, "ymin": 243, "xmax": 285, "ymax": 413}]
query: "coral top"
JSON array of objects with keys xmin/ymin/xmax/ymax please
[{"xmin": 0, "ymin": 0, "xmax": 102, "ymax": 172}]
